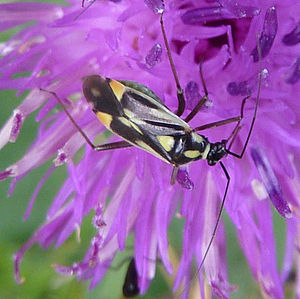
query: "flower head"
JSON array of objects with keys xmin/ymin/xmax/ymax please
[{"xmin": 1, "ymin": 0, "xmax": 300, "ymax": 298}]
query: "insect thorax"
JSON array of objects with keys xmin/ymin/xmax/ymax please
[{"xmin": 168, "ymin": 132, "xmax": 208, "ymax": 165}]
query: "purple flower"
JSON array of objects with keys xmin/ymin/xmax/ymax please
[{"xmin": 1, "ymin": 0, "xmax": 300, "ymax": 298}]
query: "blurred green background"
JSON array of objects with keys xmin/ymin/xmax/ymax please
[{"xmin": 0, "ymin": 8, "xmax": 289, "ymax": 299}]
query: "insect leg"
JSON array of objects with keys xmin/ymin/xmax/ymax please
[
  {"xmin": 93, "ymin": 141, "xmax": 132, "ymax": 152},
  {"xmin": 184, "ymin": 63, "xmax": 209, "ymax": 123},
  {"xmin": 171, "ymin": 166, "xmax": 179, "ymax": 185},
  {"xmin": 194, "ymin": 115, "xmax": 242, "ymax": 132},
  {"xmin": 226, "ymin": 40, "xmax": 262, "ymax": 159},
  {"xmin": 226, "ymin": 90, "xmax": 260, "ymax": 159},
  {"xmin": 194, "ymin": 94, "xmax": 251, "ymax": 132},
  {"xmin": 224, "ymin": 96, "xmax": 250, "ymax": 151},
  {"xmin": 160, "ymin": 12, "xmax": 185, "ymax": 117},
  {"xmin": 40, "ymin": 89, "xmax": 132, "ymax": 151}
]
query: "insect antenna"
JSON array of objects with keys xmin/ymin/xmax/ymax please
[
  {"xmin": 160, "ymin": 3, "xmax": 212, "ymax": 122},
  {"xmin": 160, "ymin": 11, "xmax": 185, "ymax": 116},
  {"xmin": 226, "ymin": 38, "xmax": 263, "ymax": 159},
  {"xmin": 225, "ymin": 95, "xmax": 250, "ymax": 151},
  {"xmin": 184, "ymin": 63, "xmax": 209, "ymax": 123},
  {"xmin": 171, "ymin": 166, "xmax": 179, "ymax": 185}
]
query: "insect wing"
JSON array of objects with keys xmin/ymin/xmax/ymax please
[{"xmin": 120, "ymin": 87, "xmax": 190, "ymax": 136}]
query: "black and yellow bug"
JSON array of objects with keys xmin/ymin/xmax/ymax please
[
  {"xmin": 82, "ymin": 75, "xmax": 226, "ymax": 169},
  {"xmin": 42, "ymin": 3, "xmax": 261, "ymax": 293}
]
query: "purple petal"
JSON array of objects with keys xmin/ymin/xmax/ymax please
[
  {"xmin": 0, "ymin": 169, "xmax": 13, "ymax": 181},
  {"xmin": 280, "ymin": 219, "xmax": 296, "ymax": 282},
  {"xmin": 227, "ymin": 80, "xmax": 252, "ymax": 96},
  {"xmin": 286, "ymin": 57, "xmax": 300, "ymax": 85},
  {"xmin": 155, "ymin": 188, "xmax": 177, "ymax": 275},
  {"xmin": 181, "ymin": 6, "xmax": 236, "ymax": 24},
  {"xmin": 185, "ymin": 81, "xmax": 202, "ymax": 110},
  {"xmin": 9, "ymin": 111, "xmax": 23, "ymax": 142},
  {"xmin": 251, "ymin": 7, "xmax": 278, "ymax": 62},
  {"xmin": 93, "ymin": 206, "xmax": 106, "ymax": 229},
  {"xmin": 176, "ymin": 167, "xmax": 194, "ymax": 190},
  {"xmin": 282, "ymin": 21, "xmax": 300, "ymax": 46},
  {"xmin": 144, "ymin": 0, "xmax": 164, "ymax": 14},
  {"xmin": 23, "ymin": 165, "xmax": 55, "ymax": 220},
  {"xmin": 238, "ymin": 201, "xmax": 284, "ymax": 298},
  {"xmin": 53, "ymin": 149, "xmax": 68, "ymax": 166},
  {"xmin": 145, "ymin": 43, "xmax": 162, "ymax": 69},
  {"xmin": 226, "ymin": 68, "xmax": 265, "ymax": 96},
  {"xmin": 255, "ymin": 200, "xmax": 284, "ymax": 298},
  {"xmin": 200, "ymin": 173, "xmax": 232, "ymax": 298},
  {"xmin": 251, "ymin": 147, "xmax": 292, "ymax": 218},
  {"xmin": 219, "ymin": 0, "xmax": 260, "ymax": 18},
  {"xmin": 0, "ymin": 2, "xmax": 63, "ymax": 25}
]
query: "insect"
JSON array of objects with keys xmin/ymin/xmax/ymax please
[
  {"xmin": 41, "ymin": 2, "xmax": 262, "ymax": 296},
  {"xmin": 122, "ymin": 258, "xmax": 140, "ymax": 298}
]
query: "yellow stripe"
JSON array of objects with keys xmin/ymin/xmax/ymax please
[
  {"xmin": 119, "ymin": 117, "xmax": 143, "ymax": 135},
  {"xmin": 118, "ymin": 117, "xmax": 132, "ymax": 127},
  {"xmin": 130, "ymin": 122, "xmax": 143, "ymax": 135},
  {"xmin": 184, "ymin": 150, "xmax": 201, "ymax": 159},
  {"xmin": 157, "ymin": 136, "xmax": 175, "ymax": 152},
  {"xmin": 202, "ymin": 143, "xmax": 210, "ymax": 159},
  {"xmin": 109, "ymin": 80, "xmax": 126, "ymax": 101},
  {"xmin": 123, "ymin": 108, "xmax": 135, "ymax": 118},
  {"xmin": 96, "ymin": 111, "xmax": 113, "ymax": 128}
]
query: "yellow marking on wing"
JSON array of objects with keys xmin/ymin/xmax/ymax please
[
  {"xmin": 123, "ymin": 108, "xmax": 135, "ymax": 119},
  {"xmin": 157, "ymin": 136, "xmax": 175, "ymax": 152},
  {"xmin": 91, "ymin": 87, "xmax": 101, "ymax": 98},
  {"xmin": 109, "ymin": 80, "xmax": 126, "ymax": 101},
  {"xmin": 130, "ymin": 122, "xmax": 143, "ymax": 135},
  {"xmin": 119, "ymin": 117, "xmax": 143, "ymax": 135},
  {"xmin": 184, "ymin": 150, "xmax": 201, "ymax": 159},
  {"xmin": 202, "ymin": 143, "xmax": 210, "ymax": 159},
  {"xmin": 119, "ymin": 117, "xmax": 132, "ymax": 127},
  {"xmin": 96, "ymin": 111, "xmax": 113, "ymax": 128},
  {"xmin": 130, "ymin": 118, "xmax": 146, "ymax": 126}
]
